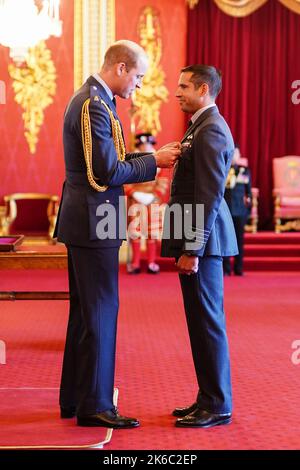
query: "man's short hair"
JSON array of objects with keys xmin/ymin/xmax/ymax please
[
  {"xmin": 104, "ymin": 40, "xmax": 146, "ymax": 71},
  {"xmin": 181, "ymin": 65, "xmax": 222, "ymax": 99}
]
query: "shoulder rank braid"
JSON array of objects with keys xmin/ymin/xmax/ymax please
[{"xmin": 81, "ymin": 98, "xmax": 126, "ymax": 192}]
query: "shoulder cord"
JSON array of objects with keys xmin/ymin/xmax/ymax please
[{"xmin": 81, "ymin": 98, "xmax": 126, "ymax": 192}]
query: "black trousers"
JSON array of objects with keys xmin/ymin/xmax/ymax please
[
  {"xmin": 59, "ymin": 245, "xmax": 120, "ymax": 415},
  {"xmin": 223, "ymin": 215, "xmax": 247, "ymax": 273}
]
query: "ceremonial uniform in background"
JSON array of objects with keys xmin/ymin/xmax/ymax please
[
  {"xmin": 125, "ymin": 133, "xmax": 170, "ymax": 274},
  {"xmin": 223, "ymin": 161, "xmax": 252, "ymax": 275}
]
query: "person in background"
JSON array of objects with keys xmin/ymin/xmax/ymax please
[
  {"xmin": 223, "ymin": 146, "xmax": 252, "ymax": 276},
  {"xmin": 126, "ymin": 132, "xmax": 169, "ymax": 274}
]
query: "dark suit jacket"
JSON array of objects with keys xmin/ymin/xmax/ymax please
[
  {"xmin": 161, "ymin": 105, "xmax": 238, "ymax": 258},
  {"xmin": 54, "ymin": 76, "xmax": 157, "ymax": 247}
]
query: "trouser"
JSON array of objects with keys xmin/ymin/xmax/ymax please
[
  {"xmin": 223, "ymin": 215, "xmax": 246, "ymax": 273},
  {"xmin": 59, "ymin": 245, "xmax": 120, "ymax": 415},
  {"xmin": 179, "ymin": 256, "xmax": 232, "ymax": 414}
]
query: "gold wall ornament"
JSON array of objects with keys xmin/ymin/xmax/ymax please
[
  {"xmin": 186, "ymin": 0, "xmax": 200, "ymax": 8},
  {"xmin": 214, "ymin": 0, "xmax": 268, "ymax": 17},
  {"xmin": 278, "ymin": 0, "xmax": 300, "ymax": 14},
  {"xmin": 186, "ymin": 0, "xmax": 300, "ymax": 15},
  {"xmin": 8, "ymin": 41, "xmax": 57, "ymax": 154},
  {"xmin": 131, "ymin": 6, "xmax": 168, "ymax": 136}
]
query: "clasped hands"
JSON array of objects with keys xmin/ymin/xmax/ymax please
[
  {"xmin": 154, "ymin": 141, "xmax": 181, "ymax": 168},
  {"xmin": 176, "ymin": 254, "xmax": 199, "ymax": 275}
]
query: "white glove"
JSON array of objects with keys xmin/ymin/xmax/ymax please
[{"xmin": 132, "ymin": 191, "xmax": 155, "ymax": 205}]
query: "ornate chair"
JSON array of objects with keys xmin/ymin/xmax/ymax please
[
  {"xmin": 245, "ymin": 187, "xmax": 259, "ymax": 233},
  {"xmin": 273, "ymin": 156, "xmax": 300, "ymax": 233},
  {"xmin": 0, "ymin": 193, "xmax": 59, "ymax": 239}
]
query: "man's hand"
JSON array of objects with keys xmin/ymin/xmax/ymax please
[
  {"xmin": 176, "ymin": 254, "xmax": 199, "ymax": 275},
  {"xmin": 154, "ymin": 142, "xmax": 181, "ymax": 168}
]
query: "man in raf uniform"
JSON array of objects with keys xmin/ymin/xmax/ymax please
[
  {"xmin": 54, "ymin": 40, "xmax": 180, "ymax": 428},
  {"xmin": 161, "ymin": 65, "xmax": 238, "ymax": 428}
]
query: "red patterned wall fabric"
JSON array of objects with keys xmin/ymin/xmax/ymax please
[
  {"xmin": 116, "ymin": 0, "xmax": 187, "ymax": 150},
  {"xmin": 0, "ymin": 0, "xmax": 74, "ymax": 202},
  {"xmin": 0, "ymin": 0, "xmax": 187, "ymax": 204}
]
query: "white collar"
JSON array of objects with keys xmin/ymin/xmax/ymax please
[
  {"xmin": 93, "ymin": 73, "xmax": 114, "ymax": 101},
  {"xmin": 191, "ymin": 103, "xmax": 216, "ymax": 123}
]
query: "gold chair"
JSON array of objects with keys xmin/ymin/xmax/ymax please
[
  {"xmin": 273, "ymin": 156, "xmax": 300, "ymax": 232},
  {"xmin": 1, "ymin": 193, "xmax": 59, "ymax": 239},
  {"xmin": 245, "ymin": 187, "xmax": 259, "ymax": 233},
  {"xmin": 0, "ymin": 205, "xmax": 10, "ymax": 236}
]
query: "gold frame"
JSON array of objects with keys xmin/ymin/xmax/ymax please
[
  {"xmin": 1, "ymin": 193, "xmax": 59, "ymax": 239},
  {"xmin": 74, "ymin": 0, "xmax": 116, "ymax": 91}
]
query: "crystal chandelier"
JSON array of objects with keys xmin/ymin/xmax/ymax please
[{"xmin": 0, "ymin": 0, "xmax": 62, "ymax": 63}]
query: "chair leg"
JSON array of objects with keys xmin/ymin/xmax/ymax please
[{"xmin": 275, "ymin": 218, "xmax": 282, "ymax": 233}]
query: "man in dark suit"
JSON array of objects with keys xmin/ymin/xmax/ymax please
[
  {"xmin": 223, "ymin": 147, "xmax": 252, "ymax": 276},
  {"xmin": 161, "ymin": 65, "xmax": 238, "ymax": 428},
  {"xmin": 54, "ymin": 40, "xmax": 180, "ymax": 428}
]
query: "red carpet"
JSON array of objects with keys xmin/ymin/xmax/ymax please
[
  {"xmin": 243, "ymin": 232, "xmax": 300, "ymax": 270},
  {"xmin": 0, "ymin": 268, "xmax": 300, "ymax": 449},
  {"xmin": 147, "ymin": 232, "xmax": 300, "ymax": 271},
  {"xmin": 0, "ymin": 389, "xmax": 114, "ymax": 449}
]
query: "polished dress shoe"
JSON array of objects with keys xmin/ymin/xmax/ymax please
[
  {"xmin": 234, "ymin": 269, "xmax": 243, "ymax": 276},
  {"xmin": 60, "ymin": 406, "xmax": 76, "ymax": 419},
  {"xmin": 172, "ymin": 402, "xmax": 198, "ymax": 417},
  {"xmin": 77, "ymin": 407, "xmax": 139, "ymax": 428},
  {"xmin": 175, "ymin": 408, "xmax": 232, "ymax": 428}
]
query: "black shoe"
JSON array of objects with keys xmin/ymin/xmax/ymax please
[
  {"xmin": 172, "ymin": 402, "xmax": 198, "ymax": 417},
  {"xmin": 77, "ymin": 407, "xmax": 140, "ymax": 428},
  {"xmin": 175, "ymin": 408, "xmax": 232, "ymax": 428},
  {"xmin": 234, "ymin": 270, "xmax": 243, "ymax": 276},
  {"xmin": 60, "ymin": 406, "xmax": 76, "ymax": 419},
  {"xmin": 127, "ymin": 264, "xmax": 141, "ymax": 274},
  {"xmin": 223, "ymin": 271, "xmax": 231, "ymax": 276}
]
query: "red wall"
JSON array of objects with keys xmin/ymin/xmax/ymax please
[
  {"xmin": 0, "ymin": 0, "xmax": 73, "ymax": 202},
  {"xmin": 0, "ymin": 0, "xmax": 187, "ymax": 202},
  {"xmin": 116, "ymin": 0, "xmax": 187, "ymax": 150}
]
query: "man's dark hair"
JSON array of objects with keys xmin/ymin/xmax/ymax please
[{"xmin": 181, "ymin": 65, "xmax": 222, "ymax": 99}]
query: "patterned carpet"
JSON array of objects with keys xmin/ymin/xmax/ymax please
[{"xmin": 0, "ymin": 268, "xmax": 300, "ymax": 449}]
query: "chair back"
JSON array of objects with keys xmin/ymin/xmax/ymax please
[
  {"xmin": 273, "ymin": 156, "xmax": 300, "ymax": 189},
  {"xmin": 3, "ymin": 193, "xmax": 59, "ymax": 237}
]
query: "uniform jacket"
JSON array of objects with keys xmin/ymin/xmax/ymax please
[
  {"xmin": 161, "ymin": 105, "xmax": 238, "ymax": 258},
  {"xmin": 54, "ymin": 76, "xmax": 157, "ymax": 247},
  {"xmin": 224, "ymin": 164, "xmax": 252, "ymax": 217}
]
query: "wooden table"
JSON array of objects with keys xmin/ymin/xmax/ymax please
[
  {"xmin": 0, "ymin": 242, "xmax": 67, "ymax": 269},
  {"xmin": 0, "ymin": 241, "xmax": 69, "ymax": 300}
]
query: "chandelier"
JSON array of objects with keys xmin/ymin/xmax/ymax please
[{"xmin": 0, "ymin": 0, "xmax": 62, "ymax": 63}]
